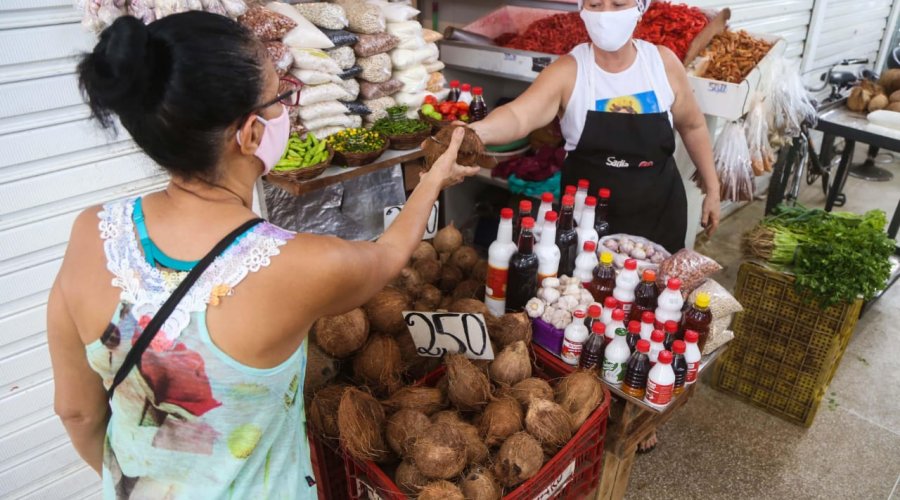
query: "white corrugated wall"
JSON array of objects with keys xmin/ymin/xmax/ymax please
[
  {"xmin": 0, "ymin": 1, "xmax": 164, "ymax": 498},
  {"xmin": 804, "ymin": 0, "xmax": 895, "ymax": 77}
]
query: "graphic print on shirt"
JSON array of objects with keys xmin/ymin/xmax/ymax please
[{"xmin": 595, "ymin": 90, "xmax": 661, "ymax": 115}]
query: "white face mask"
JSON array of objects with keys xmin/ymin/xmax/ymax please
[{"xmin": 580, "ymin": 7, "xmax": 642, "ymax": 52}]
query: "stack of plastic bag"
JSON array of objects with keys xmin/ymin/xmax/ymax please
[{"xmin": 77, "ymin": 0, "xmax": 249, "ymax": 32}]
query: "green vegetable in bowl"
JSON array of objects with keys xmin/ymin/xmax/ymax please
[
  {"xmin": 328, "ymin": 128, "xmax": 386, "ymax": 153},
  {"xmin": 274, "ymin": 133, "xmax": 329, "ymax": 171},
  {"xmin": 372, "ymin": 116, "xmax": 430, "ymax": 136}
]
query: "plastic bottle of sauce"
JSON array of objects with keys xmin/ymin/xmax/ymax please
[
  {"xmin": 458, "ymin": 83, "xmax": 473, "ymax": 105},
  {"xmin": 579, "ymin": 321, "xmax": 606, "ymax": 371},
  {"xmin": 613, "ymin": 259, "xmax": 640, "ymax": 317},
  {"xmin": 587, "ymin": 252, "xmax": 617, "ymax": 303},
  {"xmin": 469, "ymin": 86, "xmax": 488, "ymax": 122},
  {"xmin": 555, "ymin": 195, "xmax": 578, "ymax": 278},
  {"xmin": 621, "ymin": 339, "xmax": 651, "ymax": 398},
  {"xmin": 655, "ymin": 278, "xmax": 684, "ymax": 329},
  {"xmin": 684, "ymin": 330, "xmax": 702, "ymax": 385},
  {"xmin": 577, "ymin": 196, "xmax": 599, "ymax": 252},
  {"xmin": 648, "ymin": 329, "xmax": 665, "ymax": 365},
  {"xmin": 645, "ymin": 350, "xmax": 675, "ymax": 409},
  {"xmin": 485, "ymin": 208, "xmax": 517, "ymax": 317},
  {"xmin": 586, "ymin": 303, "xmax": 602, "ymax": 331},
  {"xmin": 448, "ymin": 80, "xmax": 461, "ymax": 102},
  {"xmin": 534, "ymin": 192, "xmax": 554, "ymax": 242},
  {"xmin": 663, "ymin": 320, "xmax": 679, "ymax": 352},
  {"xmin": 534, "ymin": 211, "xmax": 560, "ymax": 283},
  {"xmin": 605, "ymin": 308, "xmax": 626, "ymax": 346},
  {"xmin": 505, "ymin": 217, "xmax": 539, "ymax": 312},
  {"xmin": 600, "ymin": 296, "xmax": 618, "ymax": 329},
  {"xmin": 573, "ymin": 241, "xmax": 599, "ymax": 284},
  {"xmin": 629, "ymin": 269, "xmax": 659, "ymax": 322},
  {"xmin": 573, "ymin": 179, "xmax": 589, "ymax": 226},
  {"xmin": 640, "ymin": 311, "xmax": 655, "ymax": 341},
  {"xmin": 564, "ymin": 185, "xmax": 577, "ymax": 199},
  {"xmin": 626, "ymin": 320, "xmax": 642, "ymax": 353},
  {"xmin": 602, "ymin": 326, "xmax": 630, "ymax": 386},
  {"xmin": 512, "ymin": 199, "xmax": 533, "ymax": 244},
  {"xmin": 561, "ymin": 309, "xmax": 588, "ymax": 365},
  {"xmin": 594, "ymin": 188, "xmax": 612, "ymax": 238},
  {"xmin": 671, "ymin": 340, "xmax": 688, "ymax": 396},
  {"xmin": 681, "ymin": 292, "xmax": 713, "ymax": 351}
]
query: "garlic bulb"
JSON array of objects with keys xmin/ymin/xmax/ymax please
[
  {"xmin": 525, "ymin": 298, "xmax": 545, "ymax": 318},
  {"xmin": 541, "ymin": 305, "xmax": 557, "ymax": 324},
  {"xmin": 557, "ymin": 295, "xmax": 579, "ymax": 312},
  {"xmin": 541, "ymin": 277, "xmax": 561, "ymax": 289},
  {"xmin": 551, "ymin": 309, "xmax": 571, "ymax": 329},
  {"xmin": 539, "ymin": 287, "xmax": 561, "ymax": 304}
]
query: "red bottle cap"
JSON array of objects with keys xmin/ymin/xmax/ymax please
[
  {"xmin": 592, "ymin": 321, "xmax": 606, "ymax": 334},
  {"xmin": 584, "ymin": 196, "xmax": 597, "ymax": 207},
  {"xmin": 542, "ymin": 192, "xmax": 554, "ymax": 203},
  {"xmin": 473, "ymin": 86, "xmax": 483, "ymax": 95},
  {"xmin": 544, "ymin": 211, "xmax": 558, "ymax": 223},
  {"xmin": 461, "ymin": 83, "xmax": 472, "ymax": 91},
  {"xmin": 519, "ymin": 200, "xmax": 533, "ymax": 212},
  {"xmin": 612, "ymin": 309, "xmax": 625, "ymax": 321},
  {"xmin": 521, "ymin": 217, "xmax": 535, "ymax": 229},
  {"xmin": 598, "ymin": 187, "xmax": 611, "ymax": 199},
  {"xmin": 684, "ymin": 330, "xmax": 699, "ymax": 343},
  {"xmin": 500, "ymin": 208, "xmax": 514, "ymax": 219},
  {"xmin": 664, "ymin": 320, "xmax": 679, "ymax": 333},
  {"xmin": 642, "ymin": 269, "xmax": 656, "ymax": 282},
  {"xmin": 641, "ymin": 311, "xmax": 655, "ymax": 324},
  {"xmin": 624, "ymin": 259, "xmax": 637, "ymax": 270},
  {"xmin": 562, "ymin": 195, "xmax": 575, "ymax": 206},
  {"xmin": 578, "ymin": 179, "xmax": 590, "ymax": 189},
  {"xmin": 450, "ymin": 80, "xmax": 460, "ymax": 88},
  {"xmin": 604, "ymin": 297, "xmax": 619, "ymax": 309},
  {"xmin": 565, "ymin": 185, "xmax": 577, "ymax": 196},
  {"xmin": 636, "ymin": 339, "xmax": 650, "ymax": 353},
  {"xmin": 588, "ymin": 304, "xmax": 602, "ymax": 318},
  {"xmin": 657, "ymin": 350, "xmax": 673, "ymax": 364},
  {"xmin": 667, "ymin": 278, "xmax": 682, "ymax": 290},
  {"xmin": 583, "ymin": 241, "xmax": 596, "ymax": 252},
  {"xmin": 627, "ymin": 320, "xmax": 641, "ymax": 333},
  {"xmin": 651, "ymin": 329, "xmax": 665, "ymax": 342},
  {"xmin": 672, "ymin": 340, "xmax": 686, "ymax": 354},
  {"xmin": 573, "ymin": 309, "xmax": 586, "ymax": 319}
]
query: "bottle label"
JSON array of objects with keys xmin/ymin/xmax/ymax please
[
  {"xmin": 602, "ymin": 360, "xmax": 625, "ymax": 384},
  {"xmin": 486, "ymin": 266, "xmax": 508, "ymax": 300},
  {"xmin": 620, "ymin": 301, "xmax": 633, "ymax": 316},
  {"xmin": 646, "ymin": 379, "xmax": 674, "ymax": 406},
  {"xmin": 686, "ymin": 361, "xmax": 700, "ymax": 384},
  {"xmin": 560, "ymin": 339, "xmax": 583, "ymax": 365}
]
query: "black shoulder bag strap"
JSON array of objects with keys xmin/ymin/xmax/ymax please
[{"xmin": 107, "ymin": 217, "xmax": 265, "ymax": 400}]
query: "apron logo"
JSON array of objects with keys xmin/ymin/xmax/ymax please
[
  {"xmin": 606, "ymin": 157, "xmax": 630, "ymax": 168},
  {"xmin": 638, "ymin": 161, "xmax": 654, "ymax": 168}
]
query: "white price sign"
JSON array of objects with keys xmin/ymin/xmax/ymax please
[
  {"xmin": 402, "ymin": 311, "xmax": 495, "ymax": 360},
  {"xmin": 535, "ymin": 460, "xmax": 576, "ymax": 500},
  {"xmin": 383, "ymin": 201, "xmax": 440, "ymax": 240}
]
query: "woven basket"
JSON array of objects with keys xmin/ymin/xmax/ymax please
[
  {"xmin": 266, "ymin": 149, "xmax": 333, "ymax": 183},
  {"xmin": 386, "ymin": 128, "xmax": 431, "ymax": 150},
  {"xmin": 332, "ymin": 139, "xmax": 390, "ymax": 167}
]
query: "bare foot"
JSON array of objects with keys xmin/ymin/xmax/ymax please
[{"xmin": 637, "ymin": 431, "xmax": 658, "ymax": 453}]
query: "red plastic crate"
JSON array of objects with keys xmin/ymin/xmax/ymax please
[
  {"xmin": 309, "ymin": 431, "xmax": 348, "ymax": 500},
  {"xmin": 342, "ymin": 357, "xmax": 610, "ymax": 499},
  {"xmin": 531, "ymin": 343, "xmax": 577, "ymax": 378}
]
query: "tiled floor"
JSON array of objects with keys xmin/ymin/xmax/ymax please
[{"xmin": 625, "ymin": 152, "xmax": 900, "ymax": 499}]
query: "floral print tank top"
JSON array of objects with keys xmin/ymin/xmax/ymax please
[{"xmin": 86, "ymin": 198, "xmax": 317, "ymax": 499}]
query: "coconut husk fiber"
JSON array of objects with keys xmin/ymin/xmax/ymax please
[
  {"xmin": 410, "ymin": 423, "xmax": 468, "ymax": 480},
  {"xmin": 337, "ymin": 387, "xmax": 390, "ymax": 463},
  {"xmin": 423, "ymin": 125, "xmax": 498, "ymax": 171},
  {"xmin": 555, "ymin": 370, "xmax": 605, "ymax": 432}
]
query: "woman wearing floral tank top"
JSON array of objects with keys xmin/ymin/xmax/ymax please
[{"xmin": 47, "ymin": 12, "xmax": 476, "ymax": 499}]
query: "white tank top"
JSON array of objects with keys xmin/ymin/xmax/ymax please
[{"xmin": 561, "ymin": 40, "xmax": 675, "ymax": 152}]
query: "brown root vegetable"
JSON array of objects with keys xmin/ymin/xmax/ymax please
[
  {"xmin": 555, "ymin": 370, "xmax": 605, "ymax": 432},
  {"xmin": 440, "ymin": 265, "xmax": 465, "ymax": 294},
  {"xmin": 433, "ymin": 222, "xmax": 464, "ymax": 254},
  {"xmin": 391, "ymin": 267, "xmax": 424, "ymax": 298},
  {"xmin": 431, "ymin": 409, "xmax": 464, "ymax": 426},
  {"xmin": 446, "ymin": 354, "xmax": 492, "ymax": 412},
  {"xmin": 412, "ymin": 241, "xmax": 438, "ymax": 262},
  {"xmin": 386, "ymin": 409, "xmax": 430, "ymax": 457},
  {"xmin": 395, "ymin": 460, "xmax": 430, "ymax": 496},
  {"xmin": 470, "ymin": 259, "xmax": 488, "ymax": 282},
  {"xmin": 414, "ymin": 258, "xmax": 442, "ymax": 285},
  {"xmin": 509, "ymin": 378, "xmax": 554, "ymax": 409},
  {"xmin": 489, "ymin": 341, "xmax": 532, "ymax": 386},
  {"xmin": 479, "ymin": 397, "xmax": 524, "ymax": 447},
  {"xmin": 308, "ymin": 384, "xmax": 347, "ymax": 439},
  {"xmin": 452, "ymin": 279, "xmax": 484, "ymax": 301},
  {"xmin": 382, "ymin": 386, "xmax": 446, "ymax": 416},
  {"xmin": 419, "ymin": 284, "xmax": 443, "ymax": 308},
  {"xmin": 449, "ymin": 246, "xmax": 479, "ymax": 273},
  {"xmin": 460, "ymin": 467, "xmax": 502, "ymax": 500},
  {"xmin": 313, "ymin": 308, "xmax": 369, "ymax": 359},
  {"xmin": 456, "ymin": 421, "xmax": 490, "ymax": 465},
  {"xmin": 525, "ymin": 398, "xmax": 574, "ymax": 454},
  {"xmin": 492, "ymin": 312, "xmax": 533, "ymax": 349},
  {"xmin": 410, "ymin": 423, "xmax": 467, "ymax": 480},
  {"xmin": 337, "ymin": 387, "xmax": 389, "ymax": 462},
  {"xmin": 305, "ymin": 342, "xmax": 340, "ymax": 395},
  {"xmin": 353, "ymin": 335, "xmax": 403, "ymax": 395},
  {"xmin": 869, "ymin": 93, "xmax": 889, "ymax": 112},
  {"xmin": 494, "ymin": 431, "xmax": 543, "ymax": 487},
  {"xmin": 418, "ymin": 480, "xmax": 465, "ymax": 500},
  {"xmin": 364, "ymin": 288, "xmax": 411, "ymax": 335}
]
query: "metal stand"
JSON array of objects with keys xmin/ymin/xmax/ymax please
[{"xmin": 849, "ymin": 145, "xmax": 895, "ymax": 182}]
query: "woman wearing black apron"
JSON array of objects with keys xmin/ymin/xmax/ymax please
[{"xmin": 470, "ymin": 0, "xmax": 720, "ymax": 251}]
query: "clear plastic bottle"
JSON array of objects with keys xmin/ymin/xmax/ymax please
[
  {"xmin": 448, "ymin": 80, "xmax": 461, "ymax": 102},
  {"xmin": 648, "ymin": 329, "xmax": 665, "ymax": 365},
  {"xmin": 684, "ymin": 330, "xmax": 702, "ymax": 385},
  {"xmin": 512, "ymin": 199, "xmax": 533, "ymax": 244},
  {"xmin": 621, "ymin": 339, "xmax": 651, "ymax": 398},
  {"xmin": 577, "ymin": 196, "xmax": 599, "ymax": 252},
  {"xmin": 587, "ymin": 252, "xmax": 617, "ymax": 303},
  {"xmin": 681, "ymin": 292, "xmax": 713, "ymax": 350},
  {"xmin": 613, "ymin": 259, "xmax": 640, "ymax": 316},
  {"xmin": 671, "ymin": 340, "xmax": 688, "ymax": 395},
  {"xmin": 485, "ymin": 208, "xmax": 517, "ymax": 317},
  {"xmin": 579, "ymin": 321, "xmax": 606, "ymax": 371},
  {"xmin": 573, "ymin": 179, "xmax": 589, "ymax": 225},
  {"xmin": 605, "ymin": 308, "xmax": 626, "ymax": 346},
  {"xmin": 555, "ymin": 195, "xmax": 578, "ymax": 278},
  {"xmin": 594, "ymin": 187, "xmax": 611, "ymax": 238},
  {"xmin": 535, "ymin": 211, "xmax": 560, "ymax": 283},
  {"xmin": 505, "ymin": 217, "xmax": 539, "ymax": 312},
  {"xmin": 629, "ymin": 269, "xmax": 659, "ymax": 322},
  {"xmin": 663, "ymin": 320, "xmax": 679, "ymax": 352},
  {"xmin": 470, "ymin": 86, "xmax": 488, "ymax": 122},
  {"xmin": 561, "ymin": 309, "xmax": 589, "ymax": 365},
  {"xmin": 655, "ymin": 278, "xmax": 684, "ymax": 328},
  {"xmin": 534, "ymin": 192, "xmax": 554, "ymax": 242},
  {"xmin": 645, "ymin": 350, "xmax": 675, "ymax": 408},
  {"xmin": 574, "ymin": 241, "xmax": 599, "ymax": 284},
  {"xmin": 626, "ymin": 320, "xmax": 642, "ymax": 353},
  {"xmin": 639, "ymin": 311, "xmax": 655, "ymax": 341},
  {"xmin": 602, "ymin": 326, "xmax": 630, "ymax": 386},
  {"xmin": 458, "ymin": 83, "xmax": 473, "ymax": 105}
]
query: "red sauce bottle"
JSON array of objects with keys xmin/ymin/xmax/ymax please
[
  {"xmin": 621, "ymin": 339, "xmax": 651, "ymax": 398},
  {"xmin": 594, "ymin": 188, "xmax": 611, "ymax": 238},
  {"xmin": 470, "ymin": 86, "xmax": 488, "ymax": 122},
  {"xmin": 512, "ymin": 199, "xmax": 533, "ymax": 245},
  {"xmin": 680, "ymin": 292, "xmax": 712, "ymax": 351},
  {"xmin": 448, "ymin": 80, "xmax": 461, "ymax": 102},
  {"xmin": 672, "ymin": 340, "xmax": 688, "ymax": 396},
  {"xmin": 579, "ymin": 321, "xmax": 606, "ymax": 371},
  {"xmin": 629, "ymin": 269, "xmax": 659, "ymax": 322},
  {"xmin": 555, "ymin": 195, "xmax": 578, "ymax": 278},
  {"xmin": 505, "ymin": 217, "xmax": 539, "ymax": 312},
  {"xmin": 626, "ymin": 320, "xmax": 642, "ymax": 353},
  {"xmin": 587, "ymin": 251, "xmax": 616, "ymax": 303},
  {"xmin": 663, "ymin": 320, "xmax": 679, "ymax": 351}
]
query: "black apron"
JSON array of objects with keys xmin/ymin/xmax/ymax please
[{"xmin": 561, "ymin": 45, "xmax": 688, "ymax": 253}]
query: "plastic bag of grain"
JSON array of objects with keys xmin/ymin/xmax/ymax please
[
  {"xmin": 367, "ymin": 0, "xmax": 419, "ymax": 22},
  {"xmin": 304, "ymin": 126, "xmax": 346, "ymax": 139},
  {"xmin": 423, "ymin": 43, "xmax": 439, "ymax": 64},
  {"xmin": 265, "ymin": 42, "xmax": 294, "ymax": 77},
  {"xmin": 387, "ymin": 20, "xmax": 422, "ymax": 41},
  {"xmin": 338, "ymin": 65, "xmax": 363, "ymax": 80},
  {"xmin": 358, "ymin": 53, "xmax": 392, "ymax": 83},
  {"xmin": 427, "ymin": 72, "xmax": 445, "ymax": 94},
  {"xmin": 424, "ymin": 60, "xmax": 445, "ymax": 73},
  {"xmin": 326, "ymin": 46, "xmax": 356, "ymax": 70},
  {"xmin": 423, "ymin": 29, "xmax": 442, "ymax": 43},
  {"xmin": 291, "ymin": 48, "xmax": 342, "ymax": 74},
  {"xmin": 390, "ymin": 47, "xmax": 432, "ymax": 70},
  {"xmin": 238, "ymin": 6, "xmax": 296, "ymax": 42},
  {"xmin": 320, "ymin": 28, "xmax": 359, "ymax": 47},
  {"xmin": 291, "ymin": 68, "xmax": 342, "ymax": 86},
  {"xmin": 295, "ymin": 2, "xmax": 349, "ymax": 30},
  {"xmin": 396, "ymin": 32, "xmax": 426, "ymax": 51},
  {"xmin": 393, "ymin": 91, "xmax": 426, "ymax": 109},
  {"xmin": 265, "ymin": 2, "xmax": 333, "ymax": 49},
  {"xmin": 337, "ymin": 78, "xmax": 360, "ymax": 102},
  {"xmin": 343, "ymin": 101, "xmax": 372, "ymax": 116},
  {"xmin": 303, "ymin": 113, "xmax": 359, "ymax": 131},
  {"xmin": 299, "ymin": 83, "xmax": 352, "ymax": 106},
  {"xmin": 393, "ymin": 65, "xmax": 429, "ymax": 93},
  {"xmin": 299, "ymin": 101, "xmax": 348, "ymax": 122},
  {"xmin": 362, "ymin": 96, "xmax": 397, "ymax": 123},
  {"xmin": 334, "ymin": 0, "xmax": 385, "ymax": 34},
  {"xmin": 359, "ymin": 79, "xmax": 404, "ymax": 100},
  {"xmin": 354, "ymin": 33, "xmax": 400, "ymax": 57}
]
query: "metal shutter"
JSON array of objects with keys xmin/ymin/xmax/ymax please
[
  {"xmin": 804, "ymin": 0, "xmax": 895, "ymax": 77},
  {"xmin": 0, "ymin": 2, "xmax": 165, "ymax": 498},
  {"xmin": 688, "ymin": 0, "xmax": 815, "ymax": 58}
]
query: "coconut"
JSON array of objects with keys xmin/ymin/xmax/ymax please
[
  {"xmin": 391, "ymin": 267, "xmax": 424, "ymax": 298},
  {"xmin": 414, "ymin": 258, "xmax": 442, "ymax": 285},
  {"xmin": 395, "ymin": 460, "xmax": 430, "ymax": 496},
  {"xmin": 456, "ymin": 421, "xmax": 490, "ymax": 465},
  {"xmin": 412, "ymin": 241, "xmax": 438, "ymax": 262},
  {"xmin": 337, "ymin": 387, "xmax": 389, "ymax": 463},
  {"xmin": 460, "ymin": 467, "xmax": 502, "ymax": 500},
  {"xmin": 525, "ymin": 398, "xmax": 574, "ymax": 454},
  {"xmin": 489, "ymin": 341, "xmax": 532, "ymax": 386},
  {"xmin": 418, "ymin": 481, "xmax": 465, "ymax": 500},
  {"xmin": 410, "ymin": 423, "xmax": 468, "ymax": 480},
  {"xmin": 450, "ymin": 246, "xmax": 479, "ymax": 273},
  {"xmin": 305, "ymin": 343, "xmax": 339, "ymax": 395},
  {"xmin": 396, "ymin": 331, "xmax": 443, "ymax": 380},
  {"xmin": 509, "ymin": 378, "xmax": 554, "ymax": 408},
  {"xmin": 308, "ymin": 384, "xmax": 347, "ymax": 439},
  {"xmin": 479, "ymin": 397, "xmax": 524, "ymax": 447},
  {"xmin": 419, "ymin": 284, "xmax": 443, "ymax": 309},
  {"xmin": 431, "ymin": 409, "xmax": 464, "ymax": 426},
  {"xmin": 386, "ymin": 409, "xmax": 430, "ymax": 457},
  {"xmin": 446, "ymin": 354, "xmax": 492, "ymax": 412},
  {"xmin": 382, "ymin": 386, "xmax": 446, "ymax": 416},
  {"xmin": 363, "ymin": 288, "xmax": 411, "ymax": 335},
  {"xmin": 452, "ymin": 279, "xmax": 484, "ymax": 301},
  {"xmin": 470, "ymin": 259, "xmax": 488, "ymax": 282},
  {"xmin": 353, "ymin": 335, "xmax": 402, "ymax": 395},
  {"xmin": 313, "ymin": 308, "xmax": 369, "ymax": 359},
  {"xmin": 494, "ymin": 431, "xmax": 544, "ymax": 487},
  {"xmin": 555, "ymin": 370, "xmax": 605, "ymax": 432},
  {"xmin": 434, "ymin": 223, "xmax": 464, "ymax": 254},
  {"xmin": 440, "ymin": 265, "xmax": 465, "ymax": 294},
  {"xmin": 492, "ymin": 312, "xmax": 533, "ymax": 349}
]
